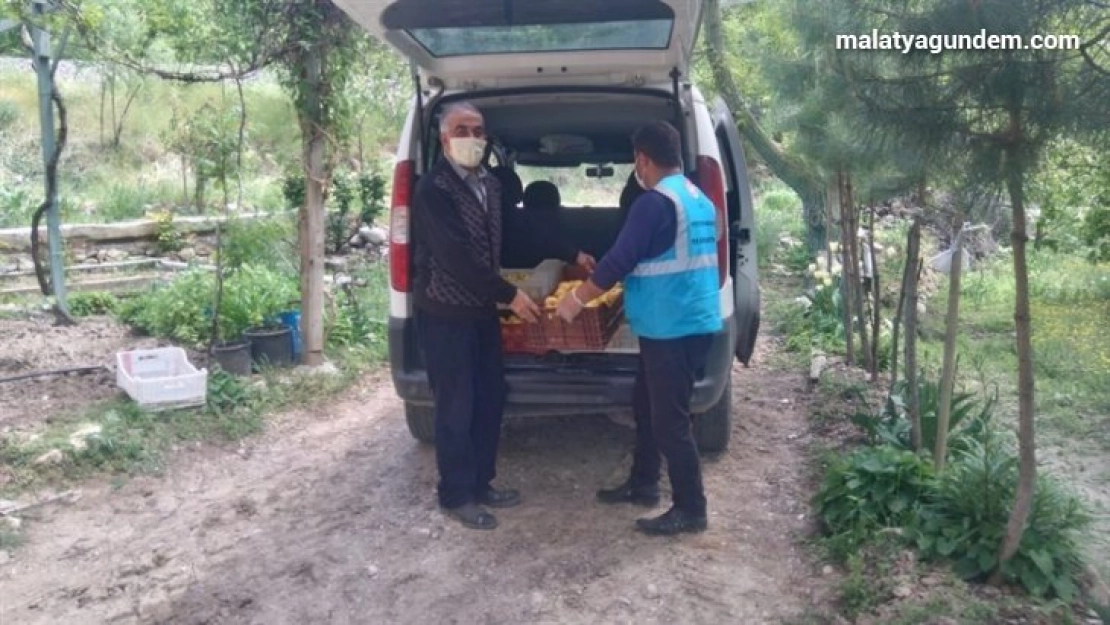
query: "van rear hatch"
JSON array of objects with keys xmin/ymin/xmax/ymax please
[{"xmin": 330, "ymin": 0, "xmax": 705, "ymax": 89}]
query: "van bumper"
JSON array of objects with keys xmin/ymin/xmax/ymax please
[{"xmin": 388, "ymin": 315, "xmax": 735, "ymax": 415}]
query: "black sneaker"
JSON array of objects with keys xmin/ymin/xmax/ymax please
[
  {"xmin": 635, "ymin": 507, "xmax": 707, "ymax": 535},
  {"xmin": 596, "ymin": 479, "xmax": 660, "ymax": 507}
]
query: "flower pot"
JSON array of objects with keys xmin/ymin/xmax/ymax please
[
  {"xmin": 277, "ymin": 310, "xmax": 303, "ymax": 364},
  {"xmin": 243, "ymin": 324, "xmax": 293, "ymax": 369},
  {"xmin": 210, "ymin": 339, "xmax": 252, "ymax": 376}
]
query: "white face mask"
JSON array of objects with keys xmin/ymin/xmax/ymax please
[{"xmin": 448, "ymin": 137, "xmax": 486, "ymax": 169}]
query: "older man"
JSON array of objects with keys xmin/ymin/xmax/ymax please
[{"xmin": 411, "ymin": 102, "xmax": 595, "ymax": 530}]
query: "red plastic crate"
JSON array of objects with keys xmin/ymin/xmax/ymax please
[{"xmin": 529, "ymin": 297, "xmax": 623, "ymax": 351}]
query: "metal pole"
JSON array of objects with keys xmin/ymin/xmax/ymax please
[{"xmin": 30, "ymin": 0, "xmax": 69, "ymax": 313}]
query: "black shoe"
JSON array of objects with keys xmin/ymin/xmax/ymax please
[
  {"xmin": 476, "ymin": 487, "xmax": 521, "ymax": 509},
  {"xmin": 596, "ymin": 479, "xmax": 660, "ymax": 507},
  {"xmin": 635, "ymin": 507, "xmax": 707, "ymax": 536},
  {"xmin": 442, "ymin": 502, "xmax": 498, "ymax": 530}
]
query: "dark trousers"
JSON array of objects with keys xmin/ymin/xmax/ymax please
[
  {"xmin": 418, "ymin": 311, "xmax": 507, "ymax": 508},
  {"xmin": 630, "ymin": 334, "xmax": 714, "ymax": 517}
]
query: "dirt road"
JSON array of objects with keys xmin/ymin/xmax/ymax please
[{"xmin": 1, "ymin": 337, "xmax": 830, "ymax": 624}]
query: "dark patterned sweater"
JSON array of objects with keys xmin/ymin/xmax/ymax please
[{"xmin": 412, "ymin": 157, "xmax": 518, "ymax": 318}]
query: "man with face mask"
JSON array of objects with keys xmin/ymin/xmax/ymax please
[
  {"xmin": 556, "ymin": 120, "xmax": 722, "ymax": 536},
  {"xmin": 410, "ymin": 102, "xmax": 543, "ymax": 530}
]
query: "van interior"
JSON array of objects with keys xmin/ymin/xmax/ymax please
[
  {"xmin": 426, "ymin": 90, "xmax": 688, "ymax": 269},
  {"xmin": 412, "ymin": 88, "xmax": 704, "ymax": 367}
]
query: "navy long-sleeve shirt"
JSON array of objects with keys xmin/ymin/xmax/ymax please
[{"xmin": 591, "ymin": 190, "xmax": 678, "ymax": 290}]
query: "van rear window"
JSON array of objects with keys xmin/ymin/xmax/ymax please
[{"xmin": 407, "ymin": 20, "xmax": 673, "ymax": 57}]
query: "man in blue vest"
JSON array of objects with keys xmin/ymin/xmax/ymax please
[{"xmin": 556, "ymin": 120, "xmax": 722, "ymax": 535}]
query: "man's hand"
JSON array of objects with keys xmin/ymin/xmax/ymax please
[
  {"xmin": 556, "ymin": 287, "xmax": 585, "ymax": 322},
  {"xmin": 575, "ymin": 251, "xmax": 597, "ymax": 272},
  {"xmin": 510, "ymin": 289, "xmax": 541, "ymax": 323}
]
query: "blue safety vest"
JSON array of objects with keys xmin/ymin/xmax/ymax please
[{"xmin": 624, "ymin": 174, "xmax": 722, "ymax": 339}]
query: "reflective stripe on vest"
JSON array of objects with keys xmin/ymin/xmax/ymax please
[{"xmin": 630, "ymin": 181, "xmax": 717, "ymax": 278}]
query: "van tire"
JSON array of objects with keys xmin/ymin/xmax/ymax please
[
  {"xmin": 693, "ymin": 379, "xmax": 732, "ymax": 453},
  {"xmin": 404, "ymin": 402, "xmax": 435, "ymax": 444}
]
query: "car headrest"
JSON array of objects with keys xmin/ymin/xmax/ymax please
[{"xmin": 522, "ymin": 181, "xmax": 561, "ymax": 211}]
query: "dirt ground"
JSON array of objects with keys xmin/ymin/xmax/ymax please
[
  {"xmin": 0, "ymin": 334, "xmax": 833, "ymax": 624},
  {"xmin": 0, "ymin": 314, "xmax": 163, "ymax": 432}
]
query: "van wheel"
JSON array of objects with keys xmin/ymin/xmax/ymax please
[
  {"xmin": 404, "ymin": 402, "xmax": 435, "ymax": 444},
  {"xmin": 693, "ymin": 379, "xmax": 732, "ymax": 453}
]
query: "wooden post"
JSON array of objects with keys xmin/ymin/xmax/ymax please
[
  {"xmin": 934, "ymin": 225, "xmax": 966, "ymax": 470},
  {"xmin": 834, "ymin": 171, "xmax": 854, "ymax": 366},
  {"xmin": 299, "ymin": 43, "xmax": 327, "ymax": 367},
  {"xmin": 901, "ymin": 220, "xmax": 923, "ymax": 452}
]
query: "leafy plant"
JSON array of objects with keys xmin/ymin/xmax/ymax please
[
  {"xmin": 221, "ymin": 214, "xmax": 297, "ymax": 273},
  {"xmin": 68, "ymin": 291, "xmax": 120, "ymax": 317},
  {"xmin": 328, "ymin": 173, "xmax": 355, "ymax": 253},
  {"xmin": 281, "ymin": 173, "xmax": 305, "ymax": 210},
  {"xmin": 356, "ymin": 169, "xmax": 387, "ymax": 225},
  {"xmin": 879, "ymin": 372, "xmax": 996, "ymax": 457},
  {"xmin": 814, "ymin": 444, "xmax": 934, "ymax": 557},
  {"xmin": 913, "ymin": 434, "xmax": 1091, "ymax": 600},
  {"xmin": 151, "ymin": 209, "xmax": 185, "ymax": 254},
  {"xmin": 119, "ymin": 264, "xmax": 297, "ymax": 345}
]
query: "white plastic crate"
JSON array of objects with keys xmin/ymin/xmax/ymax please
[{"xmin": 116, "ymin": 347, "xmax": 207, "ymax": 411}]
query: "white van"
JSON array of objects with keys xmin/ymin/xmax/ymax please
[{"xmin": 332, "ymin": 0, "xmax": 760, "ymax": 452}]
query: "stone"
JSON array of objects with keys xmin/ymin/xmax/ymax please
[
  {"xmin": 349, "ymin": 235, "xmax": 364, "ymax": 248},
  {"xmin": 365, "ymin": 226, "xmax": 388, "ymax": 245},
  {"xmin": 105, "ymin": 249, "xmax": 129, "ymax": 262},
  {"xmin": 177, "ymin": 247, "xmax": 197, "ymax": 262},
  {"xmin": 68, "ymin": 423, "xmax": 102, "ymax": 452},
  {"xmin": 33, "ymin": 449, "xmax": 64, "ymax": 466},
  {"xmin": 0, "ymin": 551, "xmax": 9, "ymax": 565},
  {"xmin": 822, "ymin": 565, "xmax": 835, "ymax": 576},
  {"xmin": 645, "ymin": 583, "xmax": 659, "ymax": 599},
  {"xmin": 1, "ymin": 516, "xmax": 21, "ymax": 530},
  {"xmin": 531, "ymin": 591, "xmax": 544, "ymax": 606},
  {"xmin": 366, "ymin": 564, "xmax": 380, "ymax": 578},
  {"xmin": 921, "ymin": 575, "xmax": 942, "ymax": 587},
  {"xmin": 893, "ymin": 585, "xmax": 913, "ymax": 598}
]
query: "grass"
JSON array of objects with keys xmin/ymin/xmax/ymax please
[
  {"xmin": 0, "ymin": 66, "xmax": 402, "ymax": 228},
  {"xmin": 921, "ymin": 251, "xmax": 1110, "ymax": 449}
]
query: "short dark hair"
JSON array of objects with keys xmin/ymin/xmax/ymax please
[{"xmin": 631, "ymin": 121, "xmax": 681, "ymax": 169}]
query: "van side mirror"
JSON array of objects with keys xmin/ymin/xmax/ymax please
[{"xmin": 586, "ymin": 165, "xmax": 614, "ymax": 178}]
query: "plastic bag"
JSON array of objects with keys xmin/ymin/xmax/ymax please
[{"xmin": 928, "ymin": 245, "xmax": 972, "ymax": 274}]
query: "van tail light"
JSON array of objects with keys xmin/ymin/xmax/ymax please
[
  {"xmin": 696, "ymin": 155, "xmax": 728, "ymax": 287},
  {"xmin": 389, "ymin": 159, "xmax": 415, "ymax": 292}
]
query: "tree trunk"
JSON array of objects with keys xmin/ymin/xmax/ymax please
[
  {"xmin": 703, "ymin": 0, "xmax": 826, "ymax": 253},
  {"xmin": 299, "ymin": 43, "xmax": 327, "ymax": 367},
  {"xmin": 993, "ymin": 134, "xmax": 1037, "ymax": 580},
  {"xmin": 836, "ymin": 172, "xmax": 855, "ymax": 366},
  {"xmin": 934, "ymin": 225, "xmax": 965, "ymax": 471},
  {"xmin": 845, "ymin": 175, "xmax": 872, "ymax": 373},
  {"xmin": 868, "ymin": 205, "xmax": 881, "ymax": 381}
]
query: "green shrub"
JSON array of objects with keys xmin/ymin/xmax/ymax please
[
  {"xmin": 780, "ymin": 279, "xmax": 844, "ymax": 354},
  {"xmin": 221, "ymin": 214, "xmax": 297, "ymax": 273},
  {"xmin": 877, "ymin": 373, "xmax": 996, "ymax": 457},
  {"xmin": 119, "ymin": 264, "xmax": 298, "ymax": 345},
  {"xmin": 914, "ymin": 435, "xmax": 1091, "ymax": 600},
  {"xmin": 814, "ymin": 444, "xmax": 935, "ymax": 557},
  {"xmin": 68, "ymin": 291, "xmax": 121, "ymax": 317}
]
